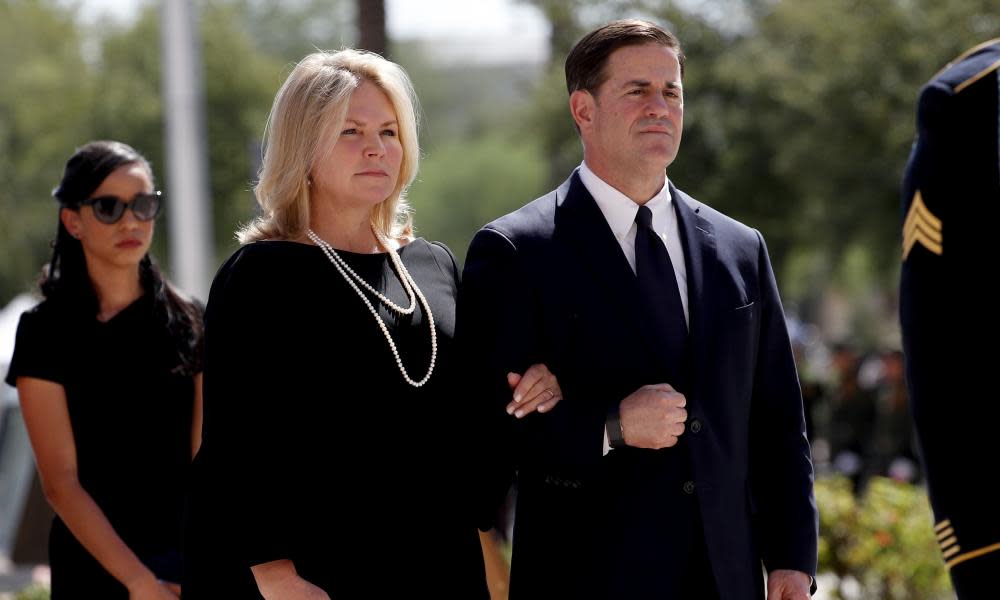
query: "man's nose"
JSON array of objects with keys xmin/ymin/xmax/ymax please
[{"xmin": 646, "ymin": 93, "xmax": 671, "ymax": 118}]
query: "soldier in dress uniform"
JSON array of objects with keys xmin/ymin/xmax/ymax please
[{"xmin": 900, "ymin": 38, "xmax": 1000, "ymax": 599}]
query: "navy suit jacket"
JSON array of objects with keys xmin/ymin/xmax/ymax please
[{"xmin": 459, "ymin": 172, "xmax": 817, "ymax": 599}]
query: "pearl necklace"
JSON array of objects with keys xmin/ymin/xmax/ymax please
[{"xmin": 306, "ymin": 229, "xmax": 436, "ymax": 387}]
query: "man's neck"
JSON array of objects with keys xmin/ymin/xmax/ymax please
[{"xmin": 583, "ymin": 158, "xmax": 665, "ymax": 205}]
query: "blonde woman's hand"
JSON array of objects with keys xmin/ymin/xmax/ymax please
[
  {"xmin": 127, "ymin": 573, "xmax": 180, "ymax": 600},
  {"xmin": 506, "ymin": 363, "xmax": 563, "ymax": 418},
  {"xmin": 253, "ymin": 559, "xmax": 331, "ymax": 600}
]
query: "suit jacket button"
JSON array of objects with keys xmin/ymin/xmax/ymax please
[
  {"xmin": 683, "ymin": 481, "xmax": 696, "ymax": 494},
  {"xmin": 690, "ymin": 419, "xmax": 702, "ymax": 434}
]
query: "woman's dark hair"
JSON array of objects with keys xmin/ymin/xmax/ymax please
[{"xmin": 43, "ymin": 140, "xmax": 204, "ymax": 375}]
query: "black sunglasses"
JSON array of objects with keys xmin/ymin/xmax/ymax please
[{"xmin": 79, "ymin": 191, "xmax": 162, "ymax": 224}]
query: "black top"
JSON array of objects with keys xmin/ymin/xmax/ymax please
[
  {"xmin": 183, "ymin": 239, "xmax": 488, "ymax": 599},
  {"xmin": 5, "ymin": 293, "xmax": 198, "ymax": 593}
]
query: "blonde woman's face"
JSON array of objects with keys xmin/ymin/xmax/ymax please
[{"xmin": 311, "ymin": 79, "xmax": 403, "ymax": 211}]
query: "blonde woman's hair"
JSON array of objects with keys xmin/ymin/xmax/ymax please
[{"xmin": 238, "ymin": 49, "xmax": 420, "ymax": 244}]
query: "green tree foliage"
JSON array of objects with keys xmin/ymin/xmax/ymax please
[
  {"xmin": 0, "ymin": 0, "xmax": 346, "ymax": 305},
  {"xmin": 407, "ymin": 134, "xmax": 547, "ymax": 263},
  {"xmin": 636, "ymin": 0, "xmax": 998, "ymax": 295},
  {"xmin": 395, "ymin": 42, "xmax": 550, "ymax": 261},
  {"xmin": 0, "ymin": 0, "xmax": 93, "ymax": 301},
  {"xmin": 71, "ymin": 1, "xmax": 327, "ymax": 264},
  {"xmin": 220, "ymin": 0, "xmax": 352, "ymax": 60}
]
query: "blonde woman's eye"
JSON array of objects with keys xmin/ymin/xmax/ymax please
[
  {"xmin": 382, "ymin": 129, "xmax": 397, "ymax": 137},
  {"xmin": 341, "ymin": 128, "xmax": 358, "ymax": 135}
]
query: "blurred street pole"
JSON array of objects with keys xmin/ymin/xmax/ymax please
[
  {"xmin": 358, "ymin": 0, "xmax": 387, "ymax": 57},
  {"xmin": 161, "ymin": 0, "xmax": 213, "ymax": 301}
]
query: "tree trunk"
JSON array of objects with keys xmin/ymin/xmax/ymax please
[{"xmin": 357, "ymin": 0, "xmax": 387, "ymax": 57}]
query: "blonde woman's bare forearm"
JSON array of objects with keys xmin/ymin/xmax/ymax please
[{"xmin": 252, "ymin": 560, "xmax": 330, "ymax": 600}]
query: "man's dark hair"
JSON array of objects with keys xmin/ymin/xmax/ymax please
[{"xmin": 565, "ymin": 19, "xmax": 684, "ymax": 95}]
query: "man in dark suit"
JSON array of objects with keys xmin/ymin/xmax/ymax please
[
  {"xmin": 460, "ymin": 20, "xmax": 817, "ymax": 600},
  {"xmin": 900, "ymin": 38, "xmax": 1000, "ymax": 600}
]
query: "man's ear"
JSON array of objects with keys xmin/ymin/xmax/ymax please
[
  {"xmin": 569, "ymin": 89, "xmax": 596, "ymax": 132},
  {"xmin": 60, "ymin": 207, "xmax": 82, "ymax": 239}
]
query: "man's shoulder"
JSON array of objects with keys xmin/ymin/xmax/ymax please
[
  {"xmin": 485, "ymin": 188, "xmax": 559, "ymax": 239},
  {"xmin": 673, "ymin": 185, "xmax": 759, "ymax": 244}
]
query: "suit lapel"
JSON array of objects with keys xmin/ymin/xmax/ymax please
[
  {"xmin": 554, "ymin": 171, "xmax": 669, "ymax": 368},
  {"xmin": 672, "ymin": 183, "xmax": 718, "ymax": 399}
]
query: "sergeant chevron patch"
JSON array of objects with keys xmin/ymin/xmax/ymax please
[
  {"xmin": 903, "ymin": 190, "xmax": 942, "ymax": 259},
  {"xmin": 935, "ymin": 519, "xmax": 961, "ymax": 560}
]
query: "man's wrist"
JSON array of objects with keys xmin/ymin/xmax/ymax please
[{"xmin": 606, "ymin": 404, "xmax": 625, "ymax": 448}]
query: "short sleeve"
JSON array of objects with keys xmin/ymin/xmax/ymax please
[{"xmin": 5, "ymin": 306, "xmax": 65, "ymax": 388}]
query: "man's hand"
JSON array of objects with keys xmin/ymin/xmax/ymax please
[
  {"xmin": 619, "ymin": 384, "xmax": 686, "ymax": 448},
  {"xmin": 767, "ymin": 569, "xmax": 811, "ymax": 600}
]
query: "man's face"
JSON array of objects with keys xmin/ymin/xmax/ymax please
[{"xmin": 581, "ymin": 43, "xmax": 684, "ymax": 178}]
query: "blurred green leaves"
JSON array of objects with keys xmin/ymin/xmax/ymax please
[
  {"xmin": 408, "ymin": 134, "xmax": 548, "ymax": 263},
  {"xmin": 817, "ymin": 475, "xmax": 953, "ymax": 599}
]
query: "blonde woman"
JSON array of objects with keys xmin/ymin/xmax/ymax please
[{"xmin": 183, "ymin": 50, "xmax": 561, "ymax": 599}]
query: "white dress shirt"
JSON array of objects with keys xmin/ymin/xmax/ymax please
[{"xmin": 577, "ymin": 161, "xmax": 689, "ymax": 454}]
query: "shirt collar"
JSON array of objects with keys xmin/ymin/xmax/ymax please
[{"xmin": 578, "ymin": 161, "xmax": 672, "ymax": 241}]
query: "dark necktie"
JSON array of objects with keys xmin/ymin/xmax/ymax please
[{"xmin": 634, "ymin": 205, "xmax": 688, "ymax": 376}]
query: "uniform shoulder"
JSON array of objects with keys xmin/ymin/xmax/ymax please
[{"xmin": 930, "ymin": 39, "xmax": 1000, "ymax": 94}]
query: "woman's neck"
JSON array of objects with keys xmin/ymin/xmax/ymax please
[
  {"xmin": 309, "ymin": 204, "xmax": 381, "ymax": 253},
  {"xmin": 86, "ymin": 259, "xmax": 144, "ymax": 322}
]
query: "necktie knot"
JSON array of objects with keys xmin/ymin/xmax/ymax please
[{"xmin": 635, "ymin": 205, "xmax": 654, "ymax": 230}]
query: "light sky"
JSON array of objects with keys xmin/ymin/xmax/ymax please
[{"xmin": 77, "ymin": 0, "xmax": 550, "ymax": 63}]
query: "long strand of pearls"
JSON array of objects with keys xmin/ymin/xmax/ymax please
[
  {"xmin": 306, "ymin": 228, "xmax": 436, "ymax": 387},
  {"xmin": 306, "ymin": 230, "xmax": 417, "ymax": 315}
]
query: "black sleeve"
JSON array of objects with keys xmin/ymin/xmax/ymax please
[
  {"xmin": 5, "ymin": 305, "xmax": 66, "ymax": 387},
  {"xmin": 200, "ymin": 248, "xmax": 301, "ymax": 568},
  {"xmin": 456, "ymin": 228, "xmax": 533, "ymax": 530},
  {"xmin": 747, "ymin": 231, "xmax": 819, "ymax": 577}
]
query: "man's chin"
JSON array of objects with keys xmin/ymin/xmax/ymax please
[{"xmin": 634, "ymin": 149, "xmax": 677, "ymax": 171}]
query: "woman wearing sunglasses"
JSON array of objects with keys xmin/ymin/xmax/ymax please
[{"xmin": 5, "ymin": 140, "xmax": 203, "ymax": 599}]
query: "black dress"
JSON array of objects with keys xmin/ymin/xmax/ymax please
[
  {"xmin": 5, "ymin": 294, "xmax": 198, "ymax": 598},
  {"xmin": 183, "ymin": 239, "xmax": 489, "ymax": 599}
]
